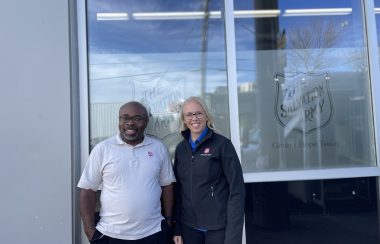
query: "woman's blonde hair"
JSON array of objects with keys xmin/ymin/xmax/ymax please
[{"xmin": 179, "ymin": 96, "xmax": 217, "ymax": 132}]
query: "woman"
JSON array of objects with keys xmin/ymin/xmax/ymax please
[{"xmin": 173, "ymin": 96, "xmax": 245, "ymax": 244}]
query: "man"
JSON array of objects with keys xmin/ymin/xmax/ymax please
[{"xmin": 78, "ymin": 101, "xmax": 176, "ymax": 244}]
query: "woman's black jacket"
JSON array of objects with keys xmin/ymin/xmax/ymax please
[{"xmin": 173, "ymin": 128, "xmax": 245, "ymax": 244}]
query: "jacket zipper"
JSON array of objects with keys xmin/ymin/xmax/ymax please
[
  {"xmin": 211, "ymin": 186, "xmax": 214, "ymax": 197},
  {"xmin": 190, "ymin": 154, "xmax": 194, "ymax": 208},
  {"xmin": 190, "ymin": 153, "xmax": 197, "ymax": 225}
]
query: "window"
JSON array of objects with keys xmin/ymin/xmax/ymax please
[
  {"xmin": 86, "ymin": 0, "xmax": 230, "ymax": 157},
  {"xmin": 82, "ymin": 0, "xmax": 379, "ymax": 176},
  {"xmin": 234, "ymin": 0, "xmax": 376, "ymax": 172}
]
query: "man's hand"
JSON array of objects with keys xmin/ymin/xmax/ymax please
[
  {"xmin": 84, "ymin": 227, "xmax": 96, "ymax": 241},
  {"xmin": 173, "ymin": 235, "xmax": 183, "ymax": 244},
  {"xmin": 161, "ymin": 184, "xmax": 174, "ymax": 221},
  {"xmin": 79, "ymin": 189, "xmax": 97, "ymax": 241}
]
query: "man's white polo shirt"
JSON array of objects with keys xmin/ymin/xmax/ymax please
[{"xmin": 77, "ymin": 134, "xmax": 176, "ymax": 240}]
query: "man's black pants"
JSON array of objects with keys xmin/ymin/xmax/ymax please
[{"xmin": 91, "ymin": 220, "xmax": 172, "ymax": 244}]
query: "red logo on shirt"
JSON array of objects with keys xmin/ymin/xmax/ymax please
[
  {"xmin": 204, "ymin": 148, "xmax": 210, "ymax": 154},
  {"xmin": 148, "ymin": 151, "xmax": 153, "ymax": 157}
]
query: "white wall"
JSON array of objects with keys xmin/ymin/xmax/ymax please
[{"xmin": 0, "ymin": 1, "xmax": 73, "ymax": 243}]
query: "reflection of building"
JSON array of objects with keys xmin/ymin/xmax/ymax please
[
  {"xmin": 90, "ymin": 103, "xmax": 121, "ymax": 148},
  {"xmin": 239, "ymin": 82, "xmax": 256, "ymax": 92},
  {"xmin": 90, "ymin": 102, "xmax": 182, "ymax": 158}
]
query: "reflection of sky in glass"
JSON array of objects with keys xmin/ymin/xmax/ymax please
[
  {"xmin": 87, "ymin": 0, "xmax": 227, "ymax": 103},
  {"xmin": 87, "ymin": 0, "xmax": 224, "ymax": 53},
  {"xmin": 89, "ymin": 52, "xmax": 227, "ymax": 103},
  {"xmin": 86, "ymin": 0, "xmax": 376, "ymax": 169},
  {"xmin": 375, "ymin": 0, "xmax": 380, "ymax": 44},
  {"xmin": 234, "ymin": 0, "xmax": 365, "ymax": 50},
  {"xmin": 87, "ymin": 0, "xmax": 231, "ymax": 144},
  {"xmin": 234, "ymin": 0, "xmax": 368, "ymax": 84},
  {"xmin": 88, "ymin": 0, "xmax": 370, "ymax": 102},
  {"xmin": 234, "ymin": 0, "xmax": 375, "ymax": 171}
]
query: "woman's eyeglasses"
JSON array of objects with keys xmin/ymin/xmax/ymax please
[{"xmin": 184, "ymin": 111, "xmax": 205, "ymax": 121}]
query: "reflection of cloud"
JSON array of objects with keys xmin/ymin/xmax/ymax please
[
  {"xmin": 88, "ymin": 1, "xmax": 228, "ymax": 54},
  {"xmin": 284, "ymin": 47, "xmax": 362, "ymax": 73},
  {"xmin": 89, "ymin": 52, "xmax": 227, "ymax": 103},
  {"xmin": 87, "ymin": 1, "xmax": 229, "ymax": 102},
  {"xmin": 234, "ymin": 47, "xmax": 364, "ymax": 87}
]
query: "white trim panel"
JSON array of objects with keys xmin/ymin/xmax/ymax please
[
  {"xmin": 365, "ymin": 0, "xmax": 380, "ymax": 171},
  {"xmin": 244, "ymin": 167, "xmax": 380, "ymax": 182},
  {"xmin": 224, "ymin": 0, "xmax": 241, "ymax": 160},
  {"xmin": 77, "ymin": 1, "xmax": 90, "ymax": 244},
  {"xmin": 77, "ymin": 0, "xmax": 90, "ymax": 168}
]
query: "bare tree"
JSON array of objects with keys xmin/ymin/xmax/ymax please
[{"xmin": 286, "ymin": 17, "xmax": 345, "ymax": 73}]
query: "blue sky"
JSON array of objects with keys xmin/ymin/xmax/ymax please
[
  {"xmin": 88, "ymin": 0, "xmax": 366, "ymax": 53},
  {"xmin": 86, "ymin": 0, "xmax": 373, "ymax": 103}
]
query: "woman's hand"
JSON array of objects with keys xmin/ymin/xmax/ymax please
[{"xmin": 173, "ymin": 235, "xmax": 183, "ymax": 244}]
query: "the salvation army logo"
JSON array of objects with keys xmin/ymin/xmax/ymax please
[
  {"xmin": 274, "ymin": 72, "xmax": 333, "ymax": 134},
  {"xmin": 201, "ymin": 148, "xmax": 212, "ymax": 156}
]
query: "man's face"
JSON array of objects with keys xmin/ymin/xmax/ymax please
[{"xmin": 118, "ymin": 104, "xmax": 148, "ymax": 146}]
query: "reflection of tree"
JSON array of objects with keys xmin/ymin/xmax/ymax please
[
  {"xmin": 343, "ymin": 47, "xmax": 368, "ymax": 72},
  {"xmin": 286, "ymin": 18, "xmax": 345, "ymax": 73}
]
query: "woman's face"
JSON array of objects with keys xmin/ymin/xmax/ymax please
[{"xmin": 182, "ymin": 100, "xmax": 208, "ymax": 138}]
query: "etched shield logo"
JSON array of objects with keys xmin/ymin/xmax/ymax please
[{"xmin": 274, "ymin": 72, "xmax": 333, "ymax": 134}]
